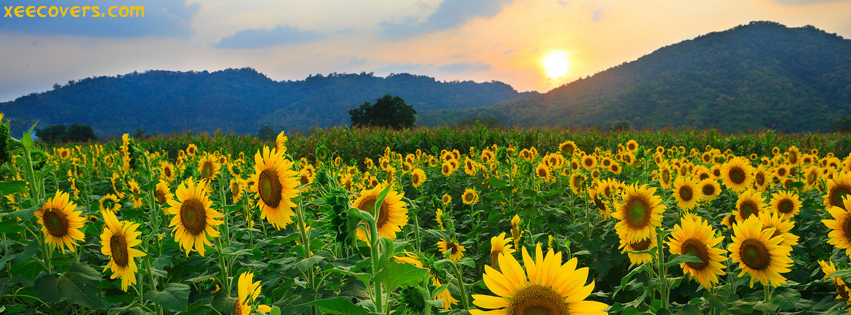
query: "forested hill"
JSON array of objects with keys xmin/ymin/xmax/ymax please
[
  {"xmin": 420, "ymin": 21, "xmax": 851, "ymax": 132},
  {"xmin": 0, "ymin": 69, "xmax": 537, "ymax": 136}
]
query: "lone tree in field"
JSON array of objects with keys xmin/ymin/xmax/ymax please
[{"xmin": 349, "ymin": 94, "xmax": 416, "ymax": 129}]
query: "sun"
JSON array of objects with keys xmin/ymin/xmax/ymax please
[{"xmin": 543, "ymin": 51, "xmax": 570, "ymax": 79}]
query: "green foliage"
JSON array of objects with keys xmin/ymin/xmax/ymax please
[
  {"xmin": 258, "ymin": 125, "xmax": 275, "ymax": 140},
  {"xmin": 831, "ymin": 116, "xmax": 851, "ymax": 133},
  {"xmin": 611, "ymin": 120, "xmax": 632, "ymax": 132},
  {"xmin": 420, "ymin": 21, "xmax": 851, "ymax": 133},
  {"xmin": 349, "ymin": 94, "xmax": 417, "ymax": 129},
  {"xmin": 35, "ymin": 124, "xmax": 97, "ymax": 143},
  {"xmin": 454, "ymin": 116, "xmax": 503, "ymax": 128}
]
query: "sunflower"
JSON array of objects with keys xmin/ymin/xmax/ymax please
[
  {"xmin": 274, "ymin": 131, "xmax": 288, "ymax": 154},
  {"xmin": 511, "ymin": 215, "xmax": 523, "ymax": 250},
  {"xmin": 160, "ymin": 161, "xmax": 177, "ymax": 182},
  {"xmin": 469, "ymin": 244, "xmax": 608, "ymax": 315},
  {"xmin": 569, "ymin": 173, "xmax": 587, "ymax": 195},
  {"xmin": 803, "ymin": 166, "xmax": 820, "ymax": 191},
  {"xmin": 489, "ymin": 232, "xmax": 515, "ymax": 272},
  {"xmin": 462, "ymin": 188, "xmax": 479, "ymax": 205},
  {"xmin": 128, "ymin": 179, "xmax": 143, "ymax": 209},
  {"xmin": 411, "ymin": 168, "xmax": 426, "ymax": 188},
  {"xmin": 581, "ymin": 155, "xmax": 597, "ymax": 170},
  {"xmin": 100, "ymin": 209, "xmax": 145, "ymax": 292},
  {"xmin": 721, "ymin": 214, "xmax": 737, "ymax": 230},
  {"xmin": 587, "ymin": 187, "xmax": 612, "ymax": 219},
  {"xmin": 154, "ymin": 181, "xmax": 174, "ymax": 212},
  {"xmin": 354, "ymin": 184, "xmax": 409, "ymax": 241},
  {"xmin": 619, "ymin": 232, "xmax": 656, "ymax": 266},
  {"xmin": 658, "ymin": 166, "xmax": 673, "ymax": 189},
  {"xmin": 609, "ymin": 162, "xmax": 622, "ymax": 175},
  {"xmin": 35, "ymin": 191, "xmax": 85, "ymax": 252},
  {"xmin": 735, "ymin": 189, "xmax": 766, "ymax": 223},
  {"xmin": 626, "ymin": 140, "xmax": 639, "ymax": 153},
  {"xmin": 824, "ymin": 197, "xmax": 851, "ymax": 257},
  {"xmin": 233, "ymin": 272, "xmax": 272, "ymax": 315},
  {"xmin": 722, "ymin": 157, "xmax": 754, "ymax": 193},
  {"xmin": 559, "ymin": 141, "xmax": 577, "ymax": 156},
  {"xmin": 698, "ymin": 179, "xmax": 721, "ymax": 203},
  {"xmin": 441, "ymin": 161, "xmax": 456, "ymax": 177},
  {"xmin": 433, "ymin": 276, "xmax": 459, "ymax": 310},
  {"xmin": 787, "ymin": 146, "xmax": 800, "ymax": 165},
  {"xmin": 752, "ymin": 165, "xmax": 769, "ymax": 191},
  {"xmin": 729, "ymin": 216, "xmax": 793, "ymax": 288},
  {"xmin": 673, "ymin": 176, "xmax": 701, "ymax": 211},
  {"xmin": 666, "ymin": 216, "xmax": 726, "ymax": 289},
  {"xmin": 167, "ymin": 179, "xmax": 223, "ymax": 257},
  {"xmin": 825, "ymin": 172, "xmax": 851, "ymax": 210},
  {"xmin": 435, "ymin": 208, "xmax": 445, "ymax": 230},
  {"xmin": 438, "ymin": 239, "xmax": 466, "ymax": 262},
  {"xmin": 758, "ymin": 211, "xmax": 799, "ymax": 247},
  {"xmin": 197, "ymin": 153, "xmax": 221, "ymax": 183},
  {"xmin": 249, "ymin": 147, "xmax": 300, "ymax": 230},
  {"xmin": 774, "ymin": 165, "xmax": 789, "ymax": 178},
  {"xmin": 612, "ymin": 184, "xmax": 666, "ymax": 244},
  {"xmin": 230, "ymin": 177, "xmax": 244, "ymax": 202},
  {"xmin": 769, "ymin": 190, "xmax": 801, "ymax": 220},
  {"xmin": 186, "ymin": 144, "xmax": 198, "ymax": 157},
  {"xmin": 99, "ymin": 194, "xmax": 122, "ymax": 213},
  {"xmin": 819, "ymin": 260, "xmax": 851, "ymax": 307}
]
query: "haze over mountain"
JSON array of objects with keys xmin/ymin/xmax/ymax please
[
  {"xmin": 0, "ymin": 70, "xmax": 537, "ymax": 137},
  {"xmin": 421, "ymin": 21, "xmax": 851, "ymax": 133}
]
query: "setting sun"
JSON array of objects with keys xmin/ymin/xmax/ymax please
[{"xmin": 542, "ymin": 51, "xmax": 570, "ymax": 79}]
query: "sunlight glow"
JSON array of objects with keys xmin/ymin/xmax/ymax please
[{"xmin": 542, "ymin": 51, "xmax": 570, "ymax": 79}]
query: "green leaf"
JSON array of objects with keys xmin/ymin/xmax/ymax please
[
  {"xmin": 0, "ymin": 181, "xmax": 27, "ymax": 195},
  {"xmin": 324, "ymin": 267, "xmax": 372, "ymax": 285},
  {"xmin": 374, "ymin": 261, "xmax": 428, "ymax": 292},
  {"xmin": 294, "ymin": 255, "xmax": 326, "ymax": 272},
  {"xmin": 675, "ymin": 304, "xmax": 702, "ymax": 315},
  {"xmin": 270, "ymin": 306, "xmax": 282, "ymax": 315},
  {"xmin": 211, "ymin": 290, "xmax": 238, "ymax": 313},
  {"xmin": 12, "ymin": 241, "xmax": 39, "ymax": 265},
  {"xmin": 7, "ymin": 204, "xmax": 40, "ymax": 221},
  {"xmin": 773, "ymin": 288, "xmax": 801, "ymax": 310},
  {"xmin": 664, "ymin": 254, "xmax": 702, "ymax": 268},
  {"xmin": 826, "ymin": 269, "xmax": 851, "ymax": 279},
  {"xmin": 34, "ymin": 274, "xmax": 63, "ymax": 303},
  {"xmin": 145, "ymin": 283, "xmax": 190, "ymax": 313},
  {"xmin": 22, "ymin": 132, "xmax": 34, "ymax": 150},
  {"xmin": 0, "ymin": 220, "xmax": 24, "ymax": 233},
  {"xmin": 377, "ymin": 237, "xmax": 395, "ymax": 271},
  {"xmin": 302, "ymin": 296, "xmax": 373, "ymax": 315},
  {"xmin": 614, "ymin": 261, "xmax": 650, "ymax": 296},
  {"xmin": 57, "ymin": 262, "xmax": 106, "ymax": 310}
]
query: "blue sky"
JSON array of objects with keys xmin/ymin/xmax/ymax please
[{"xmin": 1, "ymin": 0, "xmax": 850, "ymax": 102}]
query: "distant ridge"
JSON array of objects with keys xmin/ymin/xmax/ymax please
[
  {"xmin": 420, "ymin": 21, "xmax": 851, "ymax": 133},
  {"xmin": 0, "ymin": 69, "xmax": 538, "ymax": 136}
]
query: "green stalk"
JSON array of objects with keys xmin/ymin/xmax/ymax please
[
  {"xmin": 451, "ymin": 262, "xmax": 470, "ymax": 309},
  {"xmin": 369, "ymin": 220, "xmax": 384, "ymax": 314},
  {"xmin": 215, "ymin": 236, "xmax": 231, "ymax": 296},
  {"xmin": 656, "ymin": 230, "xmax": 668, "ymax": 311}
]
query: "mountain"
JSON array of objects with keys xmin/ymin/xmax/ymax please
[
  {"xmin": 419, "ymin": 21, "xmax": 851, "ymax": 132},
  {"xmin": 0, "ymin": 69, "xmax": 538, "ymax": 137}
]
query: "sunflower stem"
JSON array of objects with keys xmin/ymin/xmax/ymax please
[
  {"xmin": 656, "ymin": 229, "xmax": 669, "ymax": 311},
  {"xmin": 451, "ymin": 261, "xmax": 471, "ymax": 309},
  {"xmin": 215, "ymin": 236, "xmax": 231, "ymax": 296},
  {"xmin": 368, "ymin": 219, "xmax": 384, "ymax": 314}
]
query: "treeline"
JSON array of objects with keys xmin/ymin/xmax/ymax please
[
  {"xmin": 420, "ymin": 21, "xmax": 851, "ymax": 133},
  {"xmin": 0, "ymin": 70, "xmax": 537, "ymax": 137}
]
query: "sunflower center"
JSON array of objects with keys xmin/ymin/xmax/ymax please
[
  {"xmin": 740, "ymin": 239, "xmax": 770, "ymax": 271},
  {"xmin": 679, "ymin": 186, "xmax": 693, "ymax": 201},
  {"xmin": 729, "ymin": 167, "xmax": 745, "ymax": 184},
  {"xmin": 630, "ymin": 238, "xmax": 652, "ymax": 251},
  {"xmin": 584, "ymin": 158, "xmax": 592, "ymax": 167},
  {"xmin": 491, "ymin": 251, "xmax": 503, "ymax": 272},
  {"xmin": 413, "ymin": 173, "xmax": 420, "ymax": 183},
  {"xmin": 357, "ymin": 196, "xmax": 390, "ymax": 229},
  {"xmin": 300, "ymin": 174, "xmax": 309, "ymax": 185},
  {"xmin": 777, "ymin": 168, "xmax": 787, "ymax": 177},
  {"xmin": 755, "ymin": 172, "xmax": 765, "ymax": 186},
  {"xmin": 830, "ymin": 186, "xmax": 851, "ymax": 209},
  {"xmin": 447, "ymin": 242, "xmax": 459, "ymax": 254},
  {"xmin": 739, "ymin": 201, "xmax": 758, "ymax": 220},
  {"xmin": 465, "ymin": 193, "xmax": 474, "ymax": 201},
  {"xmin": 702, "ymin": 184, "xmax": 715, "ymax": 196},
  {"xmin": 180, "ymin": 198, "xmax": 208, "ymax": 236},
  {"xmin": 233, "ymin": 301, "xmax": 243, "ymax": 315},
  {"xmin": 681, "ymin": 239, "xmax": 709, "ymax": 270},
  {"xmin": 836, "ymin": 282, "xmax": 851, "ymax": 302},
  {"xmin": 843, "ymin": 218, "xmax": 851, "ymax": 241},
  {"xmin": 201, "ymin": 162, "xmax": 213, "ymax": 179},
  {"xmin": 258, "ymin": 169, "xmax": 283, "ymax": 208},
  {"xmin": 155, "ymin": 189, "xmax": 167, "ymax": 205},
  {"xmin": 110, "ymin": 231, "xmax": 130, "ymax": 267},
  {"xmin": 43, "ymin": 209, "xmax": 69, "ymax": 237},
  {"xmin": 593, "ymin": 196, "xmax": 606, "ymax": 211},
  {"xmin": 231, "ymin": 183, "xmax": 241, "ymax": 197},
  {"xmin": 625, "ymin": 198, "xmax": 651, "ymax": 229},
  {"xmin": 506, "ymin": 285, "xmax": 569, "ymax": 315},
  {"xmin": 662, "ymin": 170, "xmax": 670, "ymax": 183},
  {"xmin": 538, "ymin": 168, "xmax": 547, "ymax": 177},
  {"xmin": 777, "ymin": 199, "xmax": 794, "ymax": 214}
]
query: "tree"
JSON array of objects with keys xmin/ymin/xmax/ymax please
[
  {"xmin": 611, "ymin": 121, "xmax": 632, "ymax": 132},
  {"xmin": 831, "ymin": 116, "xmax": 851, "ymax": 133},
  {"xmin": 35, "ymin": 125, "xmax": 67, "ymax": 142},
  {"xmin": 349, "ymin": 94, "xmax": 417, "ymax": 129},
  {"xmin": 66, "ymin": 124, "xmax": 97, "ymax": 142},
  {"xmin": 258, "ymin": 125, "xmax": 275, "ymax": 140}
]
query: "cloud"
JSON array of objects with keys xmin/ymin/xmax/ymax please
[
  {"xmin": 592, "ymin": 9, "xmax": 602, "ymax": 22},
  {"xmin": 557, "ymin": 1, "xmax": 569, "ymax": 7},
  {"xmin": 376, "ymin": 62, "xmax": 433, "ymax": 74},
  {"xmin": 502, "ymin": 49, "xmax": 515, "ymax": 55},
  {"xmin": 335, "ymin": 56, "xmax": 367, "ymax": 70},
  {"xmin": 379, "ymin": 0, "xmax": 518, "ymax": 40},
  {"xmin": 439, "ymin": 62, "xmax": 492, "ymax": 73},
  {"xmin": 0, "ymin": 0, "xmax": 199, "ymax": 37},
  {"xmin": 215, "ymin": 24, "xmax": 325, "ymax": 49},
  {"xmin": 451, "ymin": 53, "xmax": 466, "ymax": 58}
]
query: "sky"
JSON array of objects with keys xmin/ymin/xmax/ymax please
[{"xmin": 1, "ymin": 0, "xmax": 850, "ymax": 102}]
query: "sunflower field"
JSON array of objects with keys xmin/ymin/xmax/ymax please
[{"xmin": 3, "ymin": 115, "xmax": 851, "ymax": 315}]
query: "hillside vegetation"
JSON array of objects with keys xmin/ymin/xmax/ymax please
[{"xmin": 420, "ymin": 21, "xmax": 851, "ymax": 132}]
